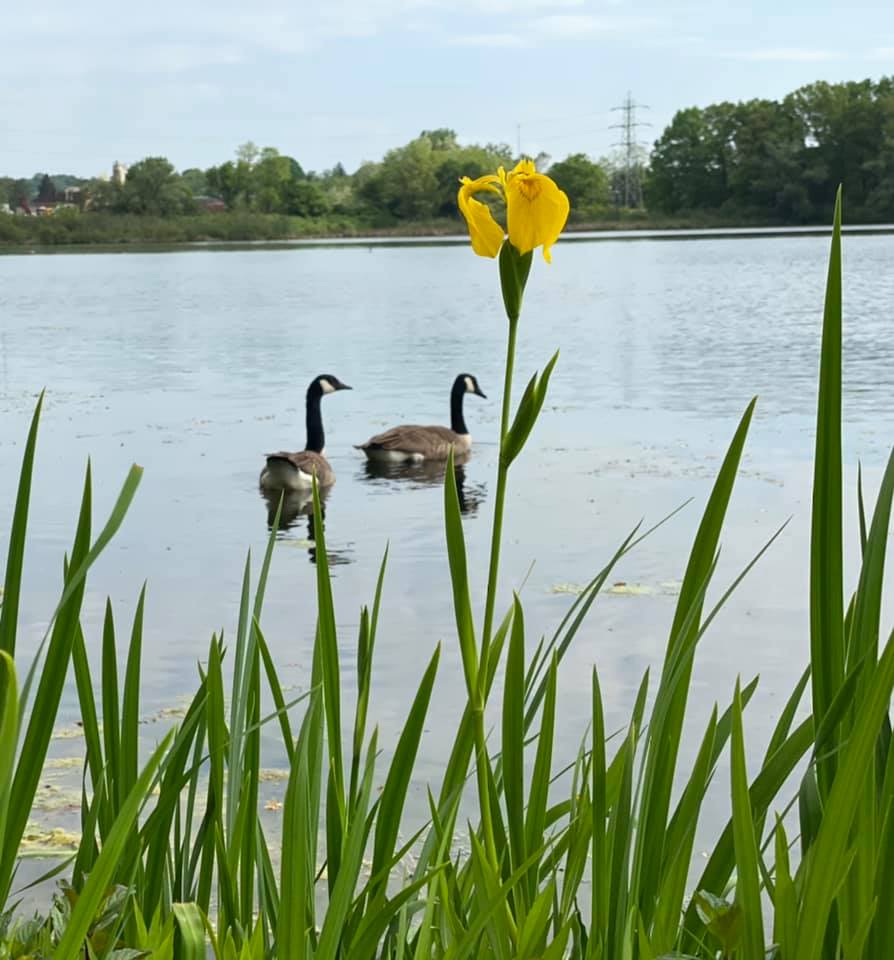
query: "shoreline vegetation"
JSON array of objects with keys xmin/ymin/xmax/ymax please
[
  {"xmin": 2, "ymin": 210, "xmax": 894, "ymax": 252},
  {"xmin": 3, "ymin": 76, "xmax": 893, "ymax": 251}
]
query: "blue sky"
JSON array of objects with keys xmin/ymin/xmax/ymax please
[{"xmin": 2, "ymin": 0, "xmax": 892, "ymax": 178}]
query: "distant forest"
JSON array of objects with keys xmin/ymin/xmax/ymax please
[{"xmin": 2, "ymin": 77, "xmax": 892, "ymax": 244}]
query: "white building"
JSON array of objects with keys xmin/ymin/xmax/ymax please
[{"xmin": 112, "ymin": 161, "xmax": 128, "ymax": 185}]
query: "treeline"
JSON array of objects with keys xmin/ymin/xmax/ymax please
[
  {"xmin": 647, "ymin": 77, "xmax": 894, "ymax": 222},
  {"xmin": 2, "ymin": 77, "xmax": 893, "ymax": 244},
  {"xmin": 0, "ymin": 131, "xmax": 626, "ymax": 241},
  {"xmin": 0, "ymin": 129, "xmax": 613, "ymax": 228}
]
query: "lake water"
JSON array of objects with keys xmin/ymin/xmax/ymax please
[{"xmin": 1, "ymin": 231, "xmax": 893, "ymax": 883}]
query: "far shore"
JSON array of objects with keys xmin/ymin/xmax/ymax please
[{"xmin": 2, "ymin": 214, "xmax": 893, "ymax": 254}]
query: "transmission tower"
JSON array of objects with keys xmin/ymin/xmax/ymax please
[{"xmin": 610, "ymin": 92, "xmax": 650, "ymax": 208}]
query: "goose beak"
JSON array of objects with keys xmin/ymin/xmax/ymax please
[
  {"xmin": 338, "ymin": 383, "xmax": 353, "ymax": 391},
  {"xmin": 475, "ymin": 387, "xmax": 487, "ymax": 399}
]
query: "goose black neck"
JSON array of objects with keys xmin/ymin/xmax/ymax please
[
  {"xmin": 450, "ymin": 378, "xmax": 468, "ymax": 435},
  {"xmin": 305, "ymin": 387, "xmax": 325, "ymax": 452}
]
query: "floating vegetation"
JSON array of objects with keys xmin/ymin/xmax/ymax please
[
  {"xmin": 258, "ymin": 769, "xmax": 291, "ymax": 782},
  {"xmin": 550, "ymin": 579, "xmax": 682, "ymax": 596},
  {"xmin": 19, "ymin": 825, "xmax": 80, "ymax": 858},
  {"xmin": 140, "ymin": 704, "xmax": 189, "ymax": 724},
  {"xmin": 42, "ymin": 757, "xmax": 84, "ymax": 772},
  {"xmin": 50, "ymin": 725, "xmax": 85, "ymax": 741},
  {"xmin": 31, "ymin": 783, "xmax": 81, "ymax": 813}
]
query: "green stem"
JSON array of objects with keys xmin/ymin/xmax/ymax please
[
  {"xmin": 471, "ymin": 314, "xmax": 518, "ymax": 893},
  {"xmin": 480, "ymin": 316, "xmax": 518, "ymax": 666}
]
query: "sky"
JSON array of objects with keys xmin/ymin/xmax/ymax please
[{"xmin": 2, "ymin": 0, "xmax": 893, "ymax": 178}]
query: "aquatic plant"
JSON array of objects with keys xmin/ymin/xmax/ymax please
[{"xmin": 0, "ymin": 185, "xmax": 892, "ymax": 960}]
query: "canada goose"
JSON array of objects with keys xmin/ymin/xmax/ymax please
[
  {"xmin": 260, "ymin": 374, "xmax": 351, "ymax": 491},
  {"xmin": 355, "ymin": 373, "xmax": 486, "ymax": 462}
]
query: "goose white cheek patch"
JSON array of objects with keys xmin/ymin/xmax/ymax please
[
  {"xmin": 320, "ymin": 379, "xmax": 336, "ymax": 394},
  {"xmin": 464, "ymin": 376, "xmax": 475, "ymax": 393}
]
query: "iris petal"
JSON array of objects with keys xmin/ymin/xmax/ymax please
[
  {"xmin": 504, "ymin": 170, "xmax": 570, "ymax": 262},
  {"xmin": 457, "ymin": 175, "xmax": 505, "ymax": 258}
]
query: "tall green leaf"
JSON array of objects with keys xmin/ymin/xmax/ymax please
[
  {"xmin": 0, "ymin": 392, "xmax": 42, "ymax": 657},
  {"xmin": 809, "ymin": 185, "xmax": 845, "ymax": 799}
]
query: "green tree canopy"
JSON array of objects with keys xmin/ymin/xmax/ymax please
[
  {"xmin": 546, "ymin": 154, "xmax": 611, "ymax": 217},
  {"xmin": 120, "ymin": 158, "xmax": 192, "ymax": 216},
  {"xmin": 645, "ymin": 76, "xmax": 894, "ymax": 222}
]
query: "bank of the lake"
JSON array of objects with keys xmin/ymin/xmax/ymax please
[{"xmin": 5, "ymin": 207, "xmax": 894, "ymax": 252}]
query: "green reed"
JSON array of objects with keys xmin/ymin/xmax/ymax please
[{"xmin": 1, "ymin": 189, "xmax": 893, "ymax": 959}]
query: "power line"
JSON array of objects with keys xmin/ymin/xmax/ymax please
[{"xmin": 610, "ymin": 92, "xmax": 650, "ymax": 209}]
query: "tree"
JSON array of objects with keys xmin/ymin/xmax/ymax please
[
  {"xmin": 181, "ymin": 168, "xmax": 208, "ymax": 196},
  {"xmin": 644, "ymin": 77, "xmax": 894, "ymax": 222},
  {"xmin": 235, "ymin": 141, "xmax": 260, "ymax": 166},
  {"xmin": 82, "ymin": 177, "xmax": 120, "ymax": 212},
  {"xmin": 36, "ymin": 174, "xmax": 56, "ymax": 204},
  {"xmin": 546, "ymin": 154, "xmax": 611, "ymax": 217},
  {"xmin": 356, "ymin": 132, "xmax": 513, "ymax": 221},
  {"xmin": 420, "ymin": 128, "xmax": 459, "ymax": 151},
  {"xmin": 119, "ymin": 157, "xmax": 191, "ymax": 216},
  {"xmin": 645, "ymin": 104, "xmax": 736, "ymax": 212},
  {"xmin": 253, "ymin": 149, "xmax": 294, "ymax": 213},
  {"xmin": 284, "ymin": 180, "xmax": 328, "ymax": 217},
  {"xmin": 358, "ymin": 136, "xmax": 440, "ymax": 221},
  {"xmin": 724, "ymin": 99, "xmax": 808, "ymax": 220},
  {"xmin": 205, "ymin": 160, "xmax": 253, "ymax": 209}
]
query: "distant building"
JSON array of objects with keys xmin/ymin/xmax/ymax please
[
  {"xmin": 0, "ymin": 203, "xmax": 11, "ymax": 215},
  {"xmin": 195, "ymin": 196, "xmax": 226, "ymax": 213},
  {"xmin": 112, "ymin": 161, "xmax": 128, "ymax": 185},
  {"xmin": 62, "ymin": 186, "xmax": 82, "ymax": 204}
]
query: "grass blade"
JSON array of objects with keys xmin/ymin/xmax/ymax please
[
  {"xmin": 809, "ymin": 185, "xmax": 845, "ymax": 798},
  {"xmin": 730, "ymin": 679, "xmax": 765, "ymax": 959},
  {"xmin": 0, "ymin": 392, "xmax": 42, "ymax": 657}
]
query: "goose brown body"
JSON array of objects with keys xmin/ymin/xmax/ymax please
[{"xmin": 356, "ymin": 374, "xmax": 486, "ymax": 462}]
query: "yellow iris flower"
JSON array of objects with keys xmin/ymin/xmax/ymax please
[{"xmin": 458, "ymin": 159, "xmax": 570, "ymax": 262}]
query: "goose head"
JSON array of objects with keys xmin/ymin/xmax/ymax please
[
  {"xmin": 457, "ymin": 373, "xmax": 487, "ymax": 399},
  {"xmin": 309, "ymin": 374, "xmax": 353, "ymax": 398}
]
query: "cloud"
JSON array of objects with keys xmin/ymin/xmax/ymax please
[
  {"xmin": 448, "ymin": 32, "xmax": 531, "ymax": 48},
  {"xmin": 726, "ymin": 47, "xmax": 844, "ymax": 62},
  {"xmin": 533, "ymin": 13, "xmax": 662, "ymax": 36}
]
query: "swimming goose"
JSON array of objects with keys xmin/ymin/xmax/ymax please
[
  {"xmin": 356, "ymin": 373, "xmax": 486, "ymax": 462},
  {"xmin": 260, "ymin": 374, "xmax": 351, "ymax": 491}
]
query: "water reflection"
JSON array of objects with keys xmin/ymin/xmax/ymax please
[
  {"xmin": 259, "ymin": 486, "xmax": 352, "ymax": 565},
  {"xmin": 359, "ymin": 459, "xmax": 487, "ymax": 515}
]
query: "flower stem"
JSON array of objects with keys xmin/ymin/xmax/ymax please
[
  {"xmin": 472, "ymin": 313, "xmax": 519, "ymax": 929},
  {"xmin": 480, "ymin": 316, "xmax": 517, "ymax": 667}
]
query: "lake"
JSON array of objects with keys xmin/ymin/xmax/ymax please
[{"xmin": 1, "ymin": 231, "xmax": 893, "ymax": 881}]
